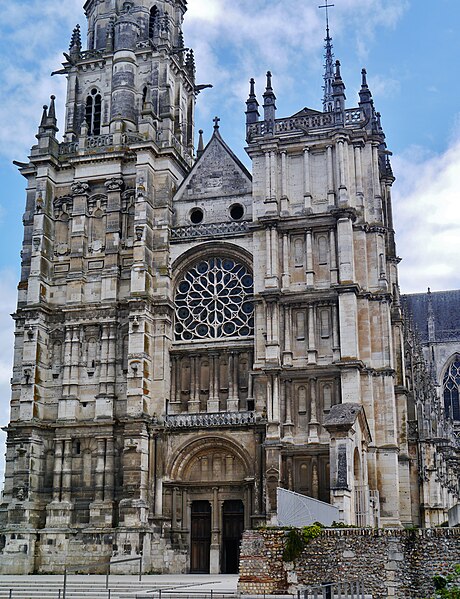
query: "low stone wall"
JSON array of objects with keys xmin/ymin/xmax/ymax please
[{"xmin": 238, "ymin": 528, "xmax": 460, "ymax": 598}]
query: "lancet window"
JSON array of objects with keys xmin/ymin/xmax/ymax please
[
  {"xmin": 149, "ymin": 6, "xmax": 159, "ymax": 39},
  {"xmin": 85, "ymin": 88, "xmax": 102, "ymax": 135},
  {"xmin": 443, "ymin": 357, "xmax": 460, "ymax": 420},
  {"xmin": 174, "ymin": 257, "xmax": 254, "ymax": 342}
]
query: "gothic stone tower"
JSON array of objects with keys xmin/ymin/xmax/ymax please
[{"xmin": 0, "ymin": 0, "xmax": 449, "ymax": 576}]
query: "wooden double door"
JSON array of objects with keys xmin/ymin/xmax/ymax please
[{"xmin": 190, "ymin": 499, "xmax": 244, "ymax": 574}]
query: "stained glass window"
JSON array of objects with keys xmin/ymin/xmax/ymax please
[
  {"xmin": 175, "ymin": 257, "xmax": 254, "ymax": 341},
  {"xmin": 443, "ymin": 357, "xmax": 460, "ymax": 421}
]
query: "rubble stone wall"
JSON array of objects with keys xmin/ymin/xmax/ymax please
[{"xmin": 238, "ymin": 528, "xmax": 460, "ymax": 598}]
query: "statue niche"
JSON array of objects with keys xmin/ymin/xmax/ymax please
[{"xmin": 88, "ymin": 195, "xmax": 107, "ymax": 253}]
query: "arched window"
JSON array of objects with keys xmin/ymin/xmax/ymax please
[
  {"xmin": 85, "ymin": 88, "xmax": 102, "ymax": 135},
  {"xmin": 443, "ymin": 357, "xmax": 460, "ymax": 420},
  {"xmin": 174, "ymin": 257, "xmax": 254, "ymax": 341},
  {"xmin": 149, "ymin": 6, "xmax": 159, "ymax": 39}
]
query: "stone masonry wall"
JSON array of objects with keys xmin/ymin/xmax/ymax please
[{"xmin": 238, "ymin": 528, "xmax": 460, "ymax": 598}]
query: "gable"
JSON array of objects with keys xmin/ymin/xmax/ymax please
[{"xmin": 175, "ymin": 133, "xmax": 252, "ymax": 203}]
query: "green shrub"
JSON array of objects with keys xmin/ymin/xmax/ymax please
[{"xmin": 282, "ymin": 524, "xmax": 323, "ymax": 562}]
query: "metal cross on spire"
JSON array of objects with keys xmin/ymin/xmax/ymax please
[{"xmin": 318, "ymin": 0, "xmax": 335, "ymax": 34}]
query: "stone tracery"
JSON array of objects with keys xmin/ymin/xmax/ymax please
[{"xmin": 174, "ymin": 257, "xmax": 254, "ymax": 341}]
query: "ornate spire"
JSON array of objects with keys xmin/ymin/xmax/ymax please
[
  {"xmin": 263, "ymin": 71, "xmax": 276, "ymax": 135},
  {"xmin": 185, "ymin": 49, "xmax": 195, "ymax": 80},
  {"xmin": 69, "ymin": 24, "xmax": 81, "ymax": 58},
  {"xmin": 245, "ymin": 78, "xmax": 260, "ymax": 125},
  {"xmin": 332, "ymin": 60, "xmax": 346, "ymax": 125},
  {"xmin": 319, "ymin": 1, "xmax": 335, "ymax": 112}
]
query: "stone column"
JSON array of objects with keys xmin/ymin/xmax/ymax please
[
  {"xmin": 210, "ymin": 488, "xmax": 220, "ymax": 574},
  {"xmin": 208, "ymin": 353, "xmax": 220, "ymax": 413},
  {"xmin": 227, "ymin": 352, "xmax": 239, "ymax": 412},
  {"xmin": 52, "ymin": 440, "xmax": 64, "ymax": 501},
  {"xmin": 281, "ymin": 233, "xmax": 290, "ymax": 290},
  {"xmin": 105, "ymin": 438, "xmax": 115, "ymax": 502},
  {"xmin": 326, "ymin": 144, "xmax": 335, "ymax": 205},
  {"xmin": 307, "ymin": 305, "xmax": 317, "ymax": 364},
  {"xmin": 329, "ymin": 228, "xmax": 338, "ymax": 285},
  {"xmin": 94, "ymin": 438, "xmax": 106, "ymax": 502},
  {"xmin": 265, "ymin": 151, "xmax": 271, "ymax": 201},
  {"xmin": 332, "ymin": 303, "xmax": 341, "ymax": 361},
  {"xmin": 336, "ymin": 138, "xmax": 349, "ymax": 206},
  {"xmin": 303, "ymin": 147, "xmax": 312, "ymax": 211},
  {"xmin": 46, "ymin": 439, "xmax": 72, "ymax": 527},
  {"xmin": 280, "ymin": 151, "xmax": 289, "ymax": 214},
  {"xmin": 354, "ymin": 143, "xmax": 364, "ymax": 209},
  {"xmin": 169, "ymin": 356, "xmax": 178, "ymax": 414},
  {"xmin": 61, "ymin": 440, "xmax": 72, "ymax": 503},
  {"xmin": 283, "ymin": 380, "xmax": 294, "ymax": 441},
  {"xmin": 309, "ymin": 378, "xmax": 319, "ymax": 442},
  {"xmin": 265, "ymin": 227, "xmax": 272, "ymax": 278},
  {"xmin": 282, "ymin": 305, "xmax": 293, "ymax": 367},
  {"xmin": 189, "ymin": 356, "xmax": 200, "ymax": 413},
  {"xmin": 306, "ymin": 230, "xmax": 314, "ymax": 287},
  {"xmin": 372, "ymin": 142, "xmax": 383, "ymax": 222}
]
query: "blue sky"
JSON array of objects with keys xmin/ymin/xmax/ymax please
[{"xmin": 0, "ymin": 0, "xmax": 460, "ymax": 481}]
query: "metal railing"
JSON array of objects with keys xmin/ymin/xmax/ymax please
[
  {"xmin": 62, "ymin": 555, "xmax": 142, "ymax": 599},
  {"xmin": 302, "ymin": 580, "xmax": 366, "ymax": 599},
  {"xmin": 133, "ymin": 592, "xmax": 236, "ymax": 599}
]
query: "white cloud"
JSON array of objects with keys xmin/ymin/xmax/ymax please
[
  {"xmin": 393, "ymin": 133, "xmax": 460, "ymax": 293},
  {"xmin": 0, "ymin": 0, "xmax": 82, "ymax": 160}
]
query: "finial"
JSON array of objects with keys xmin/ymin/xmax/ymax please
[
  {"xmin": 185, "ymin": 49, "xmax": 195, "ymax": 78},
  {"xmin": 266, "ymin": 71, "xmax": 273, "ymax": 90},
  {"xmin": 197, "ymin": 129, "xmax": 205, "ymax": 158},
  {"xmin": 335, "ymin": 60, "xmax": 341, "ymax": 79},
  {"xmin": 246, "ymin": 78, "xmax": 260, "ymax": 126},
  {"xmin": 263, "ymin": 72, "xmax": 276, "ymax": 135},
  {"xmin": 331, "ymin": 60, "xmax": 346, "ymax": 123},
  {"xmin": 69, "ymin": 24, "xmax": 81, "ymax": 56},
  {"xmin": 213, "ymin": 116, "xmax": 220, "ymax": 131},
  {"xmin": 40, "ymin": 105, "xmax": 48, "ymax": 128},
  {"xmin": 48, "ymin": 95, "xmax": 56, "ymax": 121},
  {"xmin": 359, "ymin": 67, "xmax": 373, "ymax": 110}
]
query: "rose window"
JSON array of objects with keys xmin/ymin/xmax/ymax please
[{"xmin": 175, "ymin": 257, "xmax": 254, "ymax": 341}]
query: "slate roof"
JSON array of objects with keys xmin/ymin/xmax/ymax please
[
  {"xmin": 402, "ymin": 289, "xmax": 460, "ymax": 343},
  {"xmin": 323, "ymin": 403, "xmax": 363, "ymax": 427}
]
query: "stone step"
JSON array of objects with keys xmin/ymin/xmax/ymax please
[{"xmin": 0, "ymin": 576, "xmax": 239, "ymax": 599}]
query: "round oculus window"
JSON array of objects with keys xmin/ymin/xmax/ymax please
[
  {"xmin": 230, "ymin": 203, "xmax": 244, "ymax": 221},
  {"xmin": 190, "ymin": 207, "xmax": 204, "ymax": 224}
]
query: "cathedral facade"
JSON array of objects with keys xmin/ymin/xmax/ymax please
[{"xmin": 0, "ymin": 0, "xmax": 458, "ymax": 575}]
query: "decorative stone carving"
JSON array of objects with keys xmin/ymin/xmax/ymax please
[
  {"xmin": 71, "ymin": 181, "xmax": 90, "ymax": 196},
  {"xmin": 164, "ymin": 411, "xmax": 256, "ymax": 429},
  {"xmin": 135, "ymin": 225, "xmax": 144, "ymax": 241},
  {"xmin": 105, "ymin": 177, "xmax": 124, "ymax": 192}
]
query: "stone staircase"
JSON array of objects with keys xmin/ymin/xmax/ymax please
[{"xmin": 0, "ymin": 575, "xmax": 239, "ymax": 599}]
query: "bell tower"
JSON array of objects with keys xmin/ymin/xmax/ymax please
[
  {"xmin": 63, "ymin": 0, "xmax": 195, "ymax": 156},
  {"xmin": 0, "ymin": 0, "xmax": 198, "ymax": 575}
]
